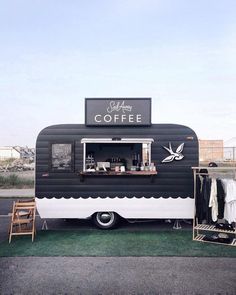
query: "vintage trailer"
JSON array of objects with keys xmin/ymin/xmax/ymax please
[{"xmin": 35, "ymin": 98, "xmax": 199, "ymax": 228}]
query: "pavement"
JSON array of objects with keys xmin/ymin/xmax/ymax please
[
  {"xmin": 1, "ymin": 257, "xmax": 236, "ymax": 295},
  {"xmin": 0, "ymin": 188, "xmax": 34, "ymax": 198},
  {"xmin": 0, "ymin": 190, "xmax": 236, "ymax": 294}
]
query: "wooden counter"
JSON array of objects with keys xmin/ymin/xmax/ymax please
[
  {"xmin": 80, "ymin": 170, "xmax": 157, "ymax": 176},
  {"xmin": 79, "ymin": 170, "xmax": 157, "ymax": 182}
]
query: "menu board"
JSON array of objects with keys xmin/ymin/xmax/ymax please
[{"xmin": 52, "ymin": 144, "xmax": 72, "ymax": 171}]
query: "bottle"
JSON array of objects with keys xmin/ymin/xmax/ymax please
[
  {"xmin": 136, "ymin": 153, "xmax": 141, "ymax": 171},
  {"xmin": 140, "ymin": 162, "xmax": 144, "ymax": 171},
  {"xmin": 150, "ymin": 162, "xmax": 156, "ymax": 172},
  {"xmin": 132, "ymin": 153, "xmax": 137, "ymax": 166},
  {"xmin": 137, "ymin": 153, "xmax": 140, "ymax": 164},
  {"xmin": 144, "ymin": 162, "xmax": 149, "ymax": 171}
]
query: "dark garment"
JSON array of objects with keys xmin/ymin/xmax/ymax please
[
  {"xmin": 203, "ymin": 234, "xmax": 232, "ymax": 244},
  {"xmin": 216, "ymin": 179, "xmax": 225, "ymax": 219},
  {"xmin": 195, "ymin": 176, "xmax": 202, "ymax": 222},
  {"xmin": 196, "ymin": 176, "xmax": 212, "ymax": 223},
  {"xmin": 202, "ymin": 177, "xmax": 212, "ymax": 223}
]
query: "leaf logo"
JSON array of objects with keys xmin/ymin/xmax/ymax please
[{"xmin": 162, "ymin": 142, "xmax": 185, "ymax": 163}]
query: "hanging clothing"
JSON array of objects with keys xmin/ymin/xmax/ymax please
[
  {"xmin": 221, "ymin": 179, "xmax": 236, "ymax": 223},
  {"xmin": 202, "ymin": 176, "xmax": 212, "ymax": 223},
  {"xmin": 196, "ymin": 175, "xmax": 212, "ymax": 223},
  {"xmin": 209, "ymin": 178, "xmax": 218, "ymax": 222},
  {"xmin": 195, "ymin": 176, "xmax": 203, "ymax": 223},
  {"xmin": 216, "ymin": 179, "xmax": 225, "ymax": 219}
]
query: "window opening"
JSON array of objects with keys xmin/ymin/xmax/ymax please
[{"xmin": 81, "ymin": 138, "xmax": 153, "ymax": 172}]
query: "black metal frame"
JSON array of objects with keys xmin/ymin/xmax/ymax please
[
  {"xmin": 85, "ymin": 98, "xmax": 152, "ymax": 127},
  {"xmin": 49, "ymin": 141, "xmax": 75, "ymax": 173}
]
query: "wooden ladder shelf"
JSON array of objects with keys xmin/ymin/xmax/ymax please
[{"xmin": 9, "ymin": 199, "xmax": 36, "ymax": 243}]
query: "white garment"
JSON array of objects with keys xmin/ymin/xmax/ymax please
[
  {"xmin": 209, "ymin": 178, "xmax": 218, "ymax": 222},
  {"xmin": 221, "ymin": 179, "xmax": 236, "ymax": 223}
]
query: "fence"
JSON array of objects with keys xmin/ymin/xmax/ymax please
[{"xmin": 199, "ymin": 146, "xmax": 236, "ymax": 164}]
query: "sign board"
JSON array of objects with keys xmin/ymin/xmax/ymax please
[{"xmin": 85, "ymin": 98, "xmax": 151, "ymax": 126}]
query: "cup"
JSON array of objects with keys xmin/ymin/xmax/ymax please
[
  {"xmin": 115, "ymin": 166, "xmax": 120, "ymax": 172},
  {"xmin": 120, "ymin": 166, "xmax": 125, "ymax": 172}
]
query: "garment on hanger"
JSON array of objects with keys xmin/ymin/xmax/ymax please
[
  {"xmin": 216, "ymin": 179, "xmax": 225, "ymax": 219},
  {"xmin": 196, "ymin": 176, "xmax": 204, "ymax": 223},
  {"xmin": 221, "ymin": 179, "xmax": 236, "ymax": 223},
  {"xmin": 202, "ymin": 176, "xmax": 212, "ymax": 223},
  {"xmin": 209, "ymin": 178, "xmax": 218, "ymax": 222},
  {"xmin": 196, "ymin": 175, "xmax": 212, "ymax": 224}
]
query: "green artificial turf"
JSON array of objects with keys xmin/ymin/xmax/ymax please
[{"xmin": 1, "ymin": 229, "xmax": 236, "ymax": 257}]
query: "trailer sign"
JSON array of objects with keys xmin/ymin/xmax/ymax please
[{"xmin": 85, "ymin": 98, "xmax": 151, "ymax": 126}]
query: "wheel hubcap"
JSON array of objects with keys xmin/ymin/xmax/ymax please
[{"xmin": 97, "ymin": 212, "xmax": 114, "ymax": 225}]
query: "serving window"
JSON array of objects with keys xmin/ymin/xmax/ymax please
[
  {"xmin": 81, "ymin": 138, "xmax": 154, "ymax": 172},
  {"xmin": 51, "ymin": 143, "xmax": 74, "ymax": 172}
]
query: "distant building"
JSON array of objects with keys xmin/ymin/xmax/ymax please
[
  {"xmin": 19, "ymin": 146, "xmax": 35, "ymax": 160},
  {"xmin": 0, "ymin": 147, "xmax": 21, "ymax": 160},
  {"xmin": 224, "ymin": 137, "xmax": 236, "ymax": 161},
  {"xmin": 0, "ymin": 146, "xmax": 35, "ymax": 161},
  {"xmin": 199, "ymin": 140, "xmax": 224, "ymax": 163}
]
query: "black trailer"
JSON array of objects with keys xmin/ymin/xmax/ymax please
[{"xmin": 35, "ymin": 98, "xmax": 198, "ymax": 228}]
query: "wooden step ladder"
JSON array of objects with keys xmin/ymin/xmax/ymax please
[{"xmin": 9, "ymin": 199, "xmax": 36, "ymax": 243}]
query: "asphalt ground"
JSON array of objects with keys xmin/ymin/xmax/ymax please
[
  {"xmin": 1, "ymin": 256, "xmax": 236, "ymax": 295},
  {"xmin": 0, "ymin": 194, "xmax": 236, "ymax": 294}
]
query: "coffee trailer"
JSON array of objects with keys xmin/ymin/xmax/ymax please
[{"xmin": 36, "ymin": 98, "xmax": 199, "ymax": 228}]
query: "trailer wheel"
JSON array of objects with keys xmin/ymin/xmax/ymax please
[{"xmin": 93, "ymin": 212, "xmax": 119, "ymax": 229}]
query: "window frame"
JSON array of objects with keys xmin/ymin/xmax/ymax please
[
  {"xmin": 81, "ymin": 138, "xmax": 154, "ymax": 172},
  {"xmin": 49, "ymin": 141, "xmax": 75, "ymax": 173}
]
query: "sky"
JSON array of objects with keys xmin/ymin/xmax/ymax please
[{"xmin": 0, "ymin": 0, "xmax": 235, "ymax": 147}]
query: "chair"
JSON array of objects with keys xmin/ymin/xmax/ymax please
[{"xmin": 9, "ymin": 199, "xmax": 36, "ymax": 243}]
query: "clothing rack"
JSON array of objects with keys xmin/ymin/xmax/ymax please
[{"xmin": 192, "ymin": 166, "xmax": 236, "ymax": 246}]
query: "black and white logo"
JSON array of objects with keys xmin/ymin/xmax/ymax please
[{"xmin": 162, "ymin": 142, "xmax": 185, "ymax": 163}]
